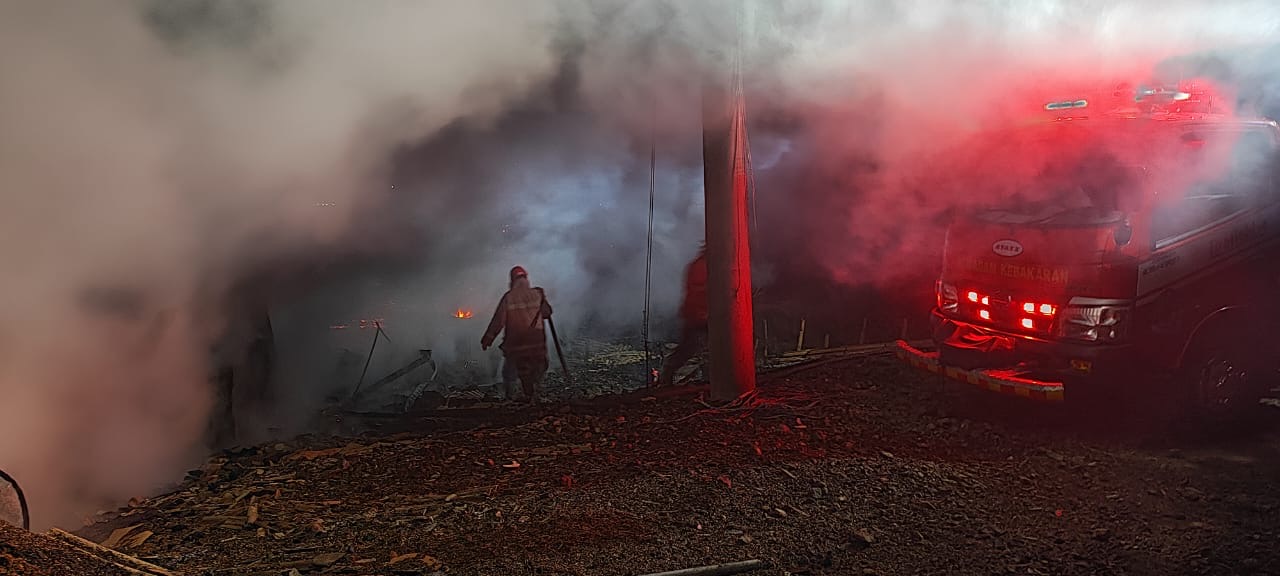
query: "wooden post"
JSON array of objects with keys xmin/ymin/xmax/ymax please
[
  {"xmin": 796, "ymin": 317, "xmax": 806, "ymax": 351},
  {"xmin": 859, "ymin": 317, "xmax": 868, "ymax": 345},
  {"xmin": 824, "ymin": 333, "xmax": 830, "ymax": 349},
  {"xmin": 702, "ymin": 72, "xmax": 756, "ymax": 402}
]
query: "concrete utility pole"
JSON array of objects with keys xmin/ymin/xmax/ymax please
[{"xmin": 701, "ymin": 71, "xmax": 756, "ymax": 402}]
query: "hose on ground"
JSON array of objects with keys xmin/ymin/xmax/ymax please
[{"xmin": 0, "ymin": 467, "xmax": 30, "ymax": 531}]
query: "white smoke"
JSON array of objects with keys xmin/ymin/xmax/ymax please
[
  {"xmin": 2, "ymin": 0, "xmax": 1279, "ymax": 530},
  {"xmin": 0, "ymin": 0, "xmax": 564, "ymax": 530}
]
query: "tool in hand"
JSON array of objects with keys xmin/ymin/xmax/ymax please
[
  {"xmin": 531, "ymin": 293, "xmax": 572, "ymax": 386},
  {"xmin": 546, "ymin": 316, "xmax": 572, "ymax": 386}
]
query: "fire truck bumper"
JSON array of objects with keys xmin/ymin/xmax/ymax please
[
  {"xmin": 895, "ymin": 340, "xmax": 1066, "ymax": 401},
  {"xmin": 894, "ymin": 310, "xmax": 1134, "ymax": 402}
]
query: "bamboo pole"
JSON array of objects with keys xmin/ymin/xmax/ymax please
[
  {"xmin": 638, "ymin": 559, "xmax": 766, "ymax": 576},
  {"xmin": 796, "ymin": 318, "xmax": 806, "ymax": 351},
  {"xmin": 778, "ymin": 339, "xmax": 932, "ymax": 360},
  {"xmin": 48, "ymin": 529, "xmax": 181, "ymax": 576}
]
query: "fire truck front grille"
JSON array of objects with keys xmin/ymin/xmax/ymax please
[{"xmin": 956, "ymin": 287, "xmax": 1058, "ymax": 336}]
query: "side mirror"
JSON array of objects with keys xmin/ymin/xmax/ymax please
[
  {"xmin": 1114, "ymin": 221, "xmax": 1133, "ymax": 247},
  {"xmin": 0, "ymin": 468, "xmax": 29, "ymax": 530}
]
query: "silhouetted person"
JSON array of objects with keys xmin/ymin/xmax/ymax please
[
  {"xmin": 77, "ymin": 282, "xmax": 273, "ymax": 450},
  {"xmin": 657, "ymin": 246, "xmax": 708, "ymax": 387},
  {"xmin": 482, "ymin": 266, "xmax": 553, "ymax": 403},
  {"xmin": 208, "ymin": 284, "xmax": 274, "ymax": 449}
]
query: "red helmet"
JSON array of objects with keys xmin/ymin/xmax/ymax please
[{"xmin": 509, "ymin": 266, "xmax": 528, "ymax": 282}]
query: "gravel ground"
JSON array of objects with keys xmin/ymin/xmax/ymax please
[{"xmin": 68, "ymin": 354, "xmax": 1280, "ymax": 576}]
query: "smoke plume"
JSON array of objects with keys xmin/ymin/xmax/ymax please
[{"xmin": 2, "ymin": 0, "xmax": 1280, "ymax": 530}]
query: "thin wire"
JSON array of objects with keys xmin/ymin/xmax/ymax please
[
  {"xmin": 741, "ymin": 5, "xmax": 758, "ymax": 236},
  {"xmin": 733, "ymin": 2, "xmax": 765, "ymax": 361},
  {"xmin": 642, "ymin": 113, "xmax": 656, "ymax": 381},
  {"xmin": 747, "ymin": 143, "xmax": 758, "ymax": 234},
  {"xmin": 731, "ymin": 3, "xmax": 756, "ymax": 254}
]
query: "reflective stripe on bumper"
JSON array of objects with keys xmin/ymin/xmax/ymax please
[{"xmin": 895, "ymin": 340, "xmax": 1065, "ymax": 402}]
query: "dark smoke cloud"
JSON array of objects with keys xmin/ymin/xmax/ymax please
[{"xmin": 4, "ymin": 0, "xmax": 1280, "ymax": 530}]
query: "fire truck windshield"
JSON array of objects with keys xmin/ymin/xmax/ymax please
[{"xmin": 973, "ymin": 146, "xmax": 1145, "ymax": 227}]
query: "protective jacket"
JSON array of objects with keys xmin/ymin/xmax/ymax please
[{"xmin": 482, "ymin": 277, "xmax": 552, "ymax": 358}]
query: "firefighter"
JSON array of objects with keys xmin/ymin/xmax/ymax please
[
  {"xmin": 657, "ymin": 245, "xmax": 708, "ymax": 387},
  {"xmin": 481, "ymin": 266, "xmax": 553, "ymax": 403}
]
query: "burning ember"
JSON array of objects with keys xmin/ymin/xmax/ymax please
[{"xmin": 453, "ymin": 308, "xmax": 474, "ymax": 319}]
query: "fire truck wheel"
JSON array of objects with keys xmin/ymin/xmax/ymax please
[{"xmin": 1180, "ymin": 332, "xmax": 1269, "ymax": 427}]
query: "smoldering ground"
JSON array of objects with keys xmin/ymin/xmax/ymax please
[{"xmin": 4, "ymin": 0, "xmax": 1280, "ymax": 531}]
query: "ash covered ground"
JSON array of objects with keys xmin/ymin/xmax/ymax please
[
  {"xmin": 292, "ymin": 280, "xmax": 935, "ymax": 420},
  {"xmin": 69, "ymin": 354, "xmax": 1280, "ymax": 576},
  {"xmin": 316, "ymin": 330, "xmax": 670, "ymax": 417}
]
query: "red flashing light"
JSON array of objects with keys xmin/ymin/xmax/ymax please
[
  {"xmin": 1022, "ymin": 302, "xmax": 1057, "ymax": 317},
  {"xmin": 962, "ymin": 290, "xmax": 1059, "ymax": 326},
  {"xmin": 962, "ymin": 287, "xmax": 1059, "ymax": 329}
]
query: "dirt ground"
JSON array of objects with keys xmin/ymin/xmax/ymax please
[{"xmin": 74, "ymin": 354, "xmax": 1280, "ymax": 576}]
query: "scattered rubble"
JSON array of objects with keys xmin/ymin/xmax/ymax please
[{"xmin": 60, "ymin": 355, "xmax": 1280, "ymax": 575}]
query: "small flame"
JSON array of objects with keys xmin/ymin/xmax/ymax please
[{"xmin": 453, "ymin": 308, "xmax": 473, "ymax": 319}]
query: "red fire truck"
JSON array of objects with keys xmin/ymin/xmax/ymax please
[{"xmin": 897, "ymin": 79, "xmax": 1280, "ymax": 417}]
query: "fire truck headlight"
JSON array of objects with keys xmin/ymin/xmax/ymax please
[
  {"xmin": 936, "ymin": 281, "xmax": 958, "ymax": 313},
  {"xmin": 1058, "ymin": 300, "xmax": 1131, "ymax": 343}
]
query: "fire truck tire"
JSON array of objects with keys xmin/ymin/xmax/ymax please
[{"xmin": 1178, "ymin": 325, "xmax": 1270, "ymax": 429}]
